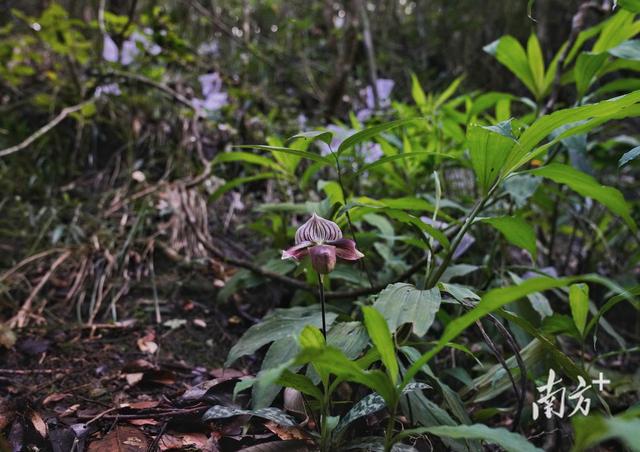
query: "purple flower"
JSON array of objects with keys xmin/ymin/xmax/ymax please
[
  {"xmin": 117, "ymin": 30, "xmax": 161, "ymax": 65},
  {"xmin": 95, "ymin": 83, "xmax": 121, "ymax": 97},
  {"xmin": 198, "ymin": 40, "xmax": 219, "ymax": 56},
  {"xmin": 193, "ymin": 72, "xmax": 228, "ymax": 113},
  {"xmin": 102, "ymin": 34, "xmax": 119, "ymax": 62},
  {"xmin": 357, "ymin": 79, "xmax": 395, "ymax": 121},
  {"xmin": 282, "ymin": 214, "xmax": 364, "ymax": 274},
  {"xmin": 317, "ymin": 125, "xmax": 355, "ymax": 156},
  {"xmin": 363, "ymin": 142, "xmax": 383, "ymax": 164}
]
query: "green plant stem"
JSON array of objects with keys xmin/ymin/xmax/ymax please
[
  {"xmin": 318, "ymin": 273, "xmax": 327, "ymax": 339},
  {"xmin": 383, "ymin": 399, "xmax": 398, "ymax": 452},
  {"xmin": 425, "ymin": 183, "xmax": 498, "ymax": 288}
]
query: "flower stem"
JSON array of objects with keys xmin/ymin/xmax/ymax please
[{"xmin": 318, "ymin": 273, "xmax": 327, "ymax": 339}]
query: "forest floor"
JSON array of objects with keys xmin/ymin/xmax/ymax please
[{"xmin": 0, "ymin": 288, "xmax": 296, "ymax": 451}]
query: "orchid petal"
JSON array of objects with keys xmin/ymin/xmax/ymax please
[
  {"xmin": 328, "ymin": 239, "xmax": 364, "ymax": 261},
  {"xmin": 295, "ymin": 213, "xmax": 342, "ymax": 244},
  {"xmin": 282, "ymin": 241, "xmax": 313, "ymax": 260}
]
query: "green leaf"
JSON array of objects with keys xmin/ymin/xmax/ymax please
[
  {"xmin": 354, "ymin": 151, "xmax": 450, "ymax": 177},
  {"xmin": 395, "ymin": 424, "xmax": 542, "ymax": 452},
  {"xmin": 481, "ymin": 216, "xmax": 537, "ymax": 260},
  {"xmin": 403, "ymin": 275, "xmax": 584, "ymax": 385},
  {"xmin": 609, "ymin": 39, "xmax": 640, "ymax": 61},
  {"xmin": 530, "ymin": 163, "xmax": 636, "ymax": 231},
  {"xmin": 527, "ymin": 34, "xmax": 545, "ymax": 96},
  {"xmin": 212, "ymin": 151, "xmax": 284, "ymax": 171},
  {"xmin": 572, "ymin": 411, "xmax": 640, "ymax": 452},
  {"xmin": 225, "ymin": 307, "xmax": 338, "ymax": 366},
  {"xmin": 277, "ymin": 370, "xmax": 323, "ymax": 401},
  {"xmin": 593, "ymin": 10, "xmax": 637, "ymax": 53},
  {"xmin": 253, "ymin": 336, "xmax": 300, "ymax": 408},
  {"xmin": 337, "ymin": 118, "xmax": 421, "ymax": 156},
  {"xmin": 362, "ymin": 306, "xmax": 399, "ymax": 385},
  {"xmin": 484, "ymin": 36, "xmax": 537, "ymax": 97},
  {"xmin": 373, "ymin": 283, "xmax": 442, "ymax": 336},
  {"xmin": 235, "ymin": 144, "xmax": 333, "ymax": 165},
  {"xmin": 202, "ymin": 405, "xmax": 297, "ymax": 427},
  {"xmin": 410, "ymin": 73, "xmax": 428, "ymax": 109},
  {"xmin": 574, "ymin": 52, "xmax": 608, "ymax": 98},
  {"xmin": 335, "ymin": 382, "xmax": 429, "ymax": 437},
  {"xmin": 210, "ymin": 173, "xmax": 279, "ymax": 201},
  {"xmin": 503, "ymin": 90, "xmax": 640, "ymax": 174},
  {"xmin": 468, "ymin": 123, "xmax": 516, "ymax": 194},
  {"xmin": 618, "ymin": 0, "xmax": 640, "ymax": 13},
  {"xmin": 569, "ymin": 283, "xmax": 590, "ymax": 336},
  {"xmin": 619, "ymin": 145, "xmax": 640, "ymax": 167},
  {"xmin": 285, "ymin": 130, "xmax": 333, "ymax": 146}
]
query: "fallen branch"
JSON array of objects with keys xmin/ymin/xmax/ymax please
[{"xmin": 0, "ymin": 100, "xmax": 93, "ymax": 158}]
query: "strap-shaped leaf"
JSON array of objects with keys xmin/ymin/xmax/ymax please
[
  {"xmin": 235, "ymin": 144, "xmax": 333, "ymax": 165},
  {"xmin": 530, "ymin": 163, "xmax": 636, "ymax": 231},
  {"xmin": 362, "ymin": 306, "xmax": 399, "ymax": 384},
  {"xmin": 337, "ymin": 118, "xmax": 421, "ymax": 156},
  {"xmin": 394, "ymin": 424, "xmax": 543, "ymax": 452}
]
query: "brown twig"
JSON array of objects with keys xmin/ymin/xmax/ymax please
[
  {"xmin": 0, "ymin": 100, "xmax": 93, "ymax": 158},
  {"xmin": 9, "ymin": 250, "xmax": 72, "ymax": 328}
]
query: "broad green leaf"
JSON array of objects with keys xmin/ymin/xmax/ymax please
[
  {"xmin": 527, "ymin": 34, "xmax": 545, "ymax": 95},
  {"xmin": 572, "ymin": 411, "xmax": 640, "ymax": 452},
  {"xmin": 395, "ymin": 424, "xmax": 542, "ymax": 452},
  {"xmin": 202, "ymin": 405, "xmax": 297, "ymax": 427},
  {"xmin": 285, "ymin": 130, "xmax": 333, "ymax": 146},
  {"xmin": 337, "ymin": 118, "xmax": 421, "ymax": 156},
  {"xmin": 225, "ymin": 307, "xmax": 337, "ymax": 365},
  {"xmin": 619, "ymin": 145, "xmax": 640, "ymax": 167},
  {"xmin": 373, "ymin": 283, "xmax": 442, "ymax": 336},
  {"xmin": 362, "ymin": 306, "xmax": 399, "ymax": 385},
  {"xmin": 609, "ymin": 39, "xmax": 640, "ymax": 61},
  {"xmin": 327, "ymin": 321, "xmax": 369, "ymax": 360},
  {"xmin": 574, "ymin": 52, "xmax": 608, "ymax": 98},
  {"xmin": 484, "ymin": 36, "xmax": 537, "ymax": 97},
  {"xmin": 481, "ymin": 216, "xmax": 537, "ymax": 259},
  {"xmin": 468, "ymin": 123, "xmax": 516, "ymax": 194},
  {"xmin": 569, "ymin": 283, "xmax": 590, "ymax": 336},
  {"xmin": 530, "ymin": 163, "xmax": 636, "ymax": 231},
  {"xmin": 236, "ymin": 144, "xmax": 333, "ymax": 165}
]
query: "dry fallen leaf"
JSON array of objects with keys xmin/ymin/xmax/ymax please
[
  {"xmin": 125, "ymin": 373, "xmax": 144, "ymax": 386},
  {"xmin": 127, "ymin": 418, "xmax": 158, "ymax": 426},
  {"xmin": 87, "ymin": 425, "xmax": 149, "ymax": 452},
  {"xmin": 264, "ymin": 421, "xmax": 310, "ymax": 441},
  {"xmin": 43, "ymin": 393, "xmax": 70, "ymax": 406},
  {"xmin": 136, "ymin": 330, "xmax": 158, "ymax": 354},
  {"xmin": 30, "ymin": 410, "xmax": 48, "ymax": 438},
  {"xmin": 128, "ymin": 400, "xmax": 161, "ymax": 410}
]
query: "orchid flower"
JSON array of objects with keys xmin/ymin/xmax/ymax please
[{"xmin": 282, "ymin": 213, "xmax": 364, "ymax": 274}]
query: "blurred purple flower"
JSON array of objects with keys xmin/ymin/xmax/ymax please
[
  {"xmin": 113, "ymin": 30, "xmax": 161, "ymax": 66},
  {"xmin": 102, "ymin": 34, "xmax": 119, "ymax": 62},
  {"xmin": 317, "ymin": 125, "xmax": 354, "ymax": 156},
  {"xmin": 95, "ymin": 83, "xmax": 121, "ymax": 97},
  {"xmin": 363, "ymin": 142, "xmax": 383, "ymax": 164},
  {"xmin": 357, "ymin": 79, "xmax": 395, "ymax": 121},
  {"xmin": 192, "ymin": 72, "xmax": 228, "ymax": 113}
]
